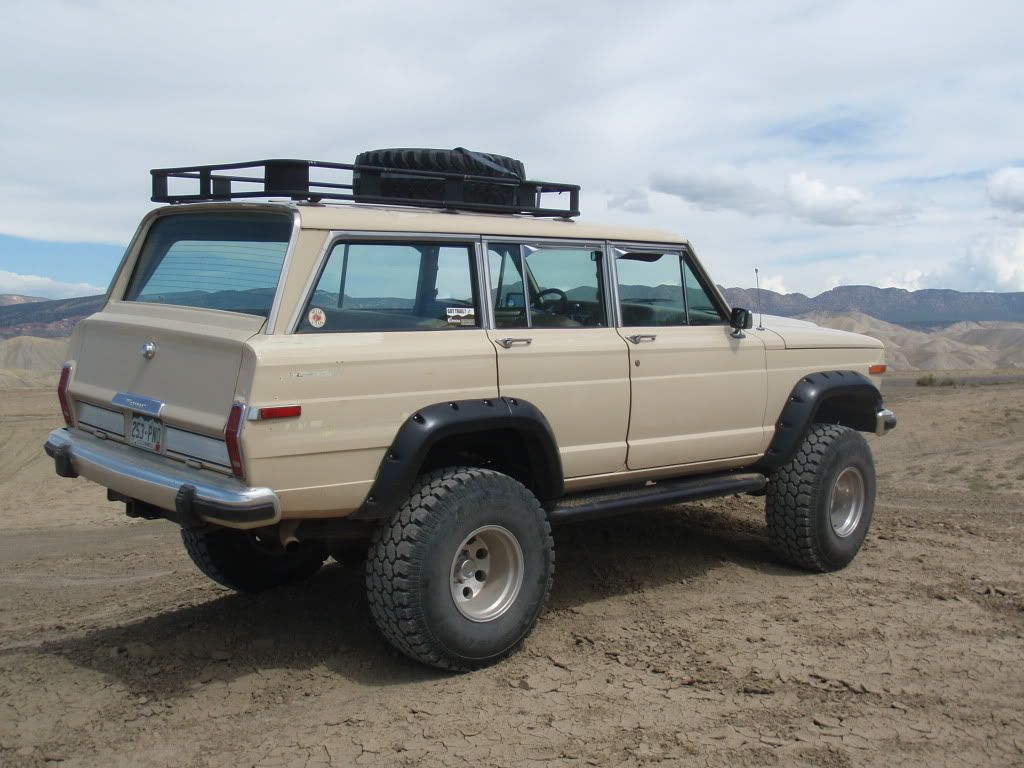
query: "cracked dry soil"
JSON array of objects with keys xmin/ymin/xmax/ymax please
[{"xmin": 0, "ymin": 382, "xmax": 1022, "ymax": 767}]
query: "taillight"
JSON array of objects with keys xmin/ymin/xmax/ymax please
[
  {"xmin": 225, "ymin": 403, "xmax": 246, "ymax": 479},
  {"xmin": 57, "ymin": 364, "xmax": 73, "ymax": 426}
]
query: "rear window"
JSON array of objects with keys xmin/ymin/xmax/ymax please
[{"xmin": 123, "ymin": 212, "xmax": 292, "ymax": 317}]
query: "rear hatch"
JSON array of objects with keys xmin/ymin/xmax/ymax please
[{"xmin": 68, "ymin": 209, "xmax": 294, "ymax": 473}]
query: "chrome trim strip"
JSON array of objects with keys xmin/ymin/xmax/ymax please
[
  {"xmin": 45, "ymin": 428, "xmax": 279, "ymax": 529},
  {"xmin": 265, "ymin": 209, "xmax": 302, "ymax": 334},
  {"xmin": 77, "ymin": 402, "xmax": 126, "ymax": 435},
  {"xmin": 112, "ymin": 392, "xmax": 165, "ymax": 417},
  {"xmin": 164, "ymin": 426, "xmax": 230, "ymax": 466},
  {"xmin": 474, "ymin": 238, "xmax": 494, "ymax": 330}
]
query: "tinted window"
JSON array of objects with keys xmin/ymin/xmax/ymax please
[
  {"xmin": 298, "ymin": 241, "xmax": 478, "ymax": 332},
  {"xmin": 616, "ymin": 252, "xmax": 687, "ymax": 327},
  {"xmin": 684, "ymin": 262, "xmax": 726, "ymax": 325},
  {"xmin": 489, "ymin": 244, "xmax": 605, "ymax": 328},
  {"xmin": 124, "ymin": 212, "xmax": 292, "ymax": 317}
]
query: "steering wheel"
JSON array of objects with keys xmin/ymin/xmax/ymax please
[{"xmin": 534, "ymin": 288, "xmax": 568, "ymax": 314}]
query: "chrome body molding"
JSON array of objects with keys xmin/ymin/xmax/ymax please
[{"xmin": 44, "ymin": 428, "xmax": 279, "ymax": 529}]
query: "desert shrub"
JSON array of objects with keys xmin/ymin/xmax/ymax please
[{"xmin": 916, "ymin": 374, "xmax": 937, "ymax": 386}]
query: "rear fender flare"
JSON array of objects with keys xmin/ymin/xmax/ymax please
[{"xmin": 353, "ymin": 397, "xmax": 563, "ymax": 519}]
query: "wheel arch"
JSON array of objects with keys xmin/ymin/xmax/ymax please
[
  {"xmin": 756, "ymin": 370, "xmax": 883, "ymax": 471},
  {"xmin": 353, "ymin": 398, "xmax": 563, "ymax": 519}
]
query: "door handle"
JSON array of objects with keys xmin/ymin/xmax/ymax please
[
  {"xmin": 495, "ymin": 337, "xmax": 533, "ymax": 348},
  {"xmin": 626, "ymin": 334, "xmax": 657, "ymax": 344}
]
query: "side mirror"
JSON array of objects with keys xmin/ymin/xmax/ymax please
[{"xmin": 730, "ymin": 307, "xmax": 753, "ymax": 331}]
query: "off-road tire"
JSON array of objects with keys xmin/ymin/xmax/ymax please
[
  {"xmin": 181, "ymin": 528, "xmax": 326, "ymax": 593},
  {"xmin": 353, "ymin": 148, "xmax": 525, "ymax": 207},
  {"xmin": 765, "ymin": 424, "xmax": 875, "ymax": 572},
  {"xmin": 366, "ymin": 466, "xmax": 554, "ymax": 671}
]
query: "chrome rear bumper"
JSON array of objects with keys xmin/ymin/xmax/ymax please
[
  {"xmin": 875, "ymin": 408, "xmax": 897, "ymax": 436},
  {"xmin": 44, "ymin": 427, "xmax": 279, "ymax": 529}
]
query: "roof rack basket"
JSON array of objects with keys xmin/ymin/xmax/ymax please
[{"xmin": 150, "ymin": 158, "xmax": 581, "ymax": 218}]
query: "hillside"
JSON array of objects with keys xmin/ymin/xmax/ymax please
[
  {"xmin": 0, "ymin": 335, "xmax": 68, "ymax": 388},
  {"xmin": 0, "ymin": 294, "xmax": 104, "ymax": 338},
  {"xmin": 0, "ymin": 294, "xmax": 47, "ymax": 307},
  {"xmin": 798, "ymin": 312, "xmax": 1024, "ymax": 370},
  {"xmin": 721, "ymin": 285, "xmax": 1024, "ymax": 324}
]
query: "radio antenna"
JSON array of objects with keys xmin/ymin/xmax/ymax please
[{"xmin": 754, "ymin": 268, "xmax": 765, "ymax": 330}]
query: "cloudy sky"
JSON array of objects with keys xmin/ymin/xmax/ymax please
[{"xmin": 1, "ymin": 0, "xmax": 1023, "ymax": 299}]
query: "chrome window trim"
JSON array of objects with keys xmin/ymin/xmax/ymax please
[
  {"xmin": 265, "ymin": 210, "xmax": 303, "ymax": 334},
  {"xmin": 287, "ymin": 230, "xmax": 485, "ymax": 334}
]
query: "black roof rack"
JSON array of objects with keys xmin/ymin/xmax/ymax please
[{"xmin": 150, "ymin": 158, "xmax": 581, "ymax": 218}]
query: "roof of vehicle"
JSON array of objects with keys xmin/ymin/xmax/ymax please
[{"xmin": 154, "ymin": 201, "xmax": 690, "ymax": 246}]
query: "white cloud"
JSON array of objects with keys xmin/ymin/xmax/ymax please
[
  {"xmin": 950, "ymin": 232, "xmax": 1024, "ymax": 290},
  {"xmin": 607, "ymin": 189, "xmax": 651, "ymax": 213},
  {"xmin": 987, "ymin": 167, "xmax": 1024, "ymax": 212},
  {"xmin": 784, "ymin": 172, "xmax": 912, "ymax": 226},
  {"xmin": 652, "ymin": 170, "xmax": 912, "ymax": 227},
  {"xmin": 0, "ymin": 270, "xmax": 105, "ymax": 300},
  {"xmin": 0, "ymin": 0, "xmax": 1022, "ymax": 296},
  {"xmin": 758, "ymin": 274, "xmax": 788, "ymax": 293}
]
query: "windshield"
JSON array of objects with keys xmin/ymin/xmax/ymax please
[{"xmin": 123, "ymin": 211, "xmax": 292, "ymax": 317}]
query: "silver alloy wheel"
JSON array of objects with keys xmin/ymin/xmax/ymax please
[
  {"xmin": 829, "ymin": 466, "xmax": 866, "ymax": 538},
  {"xmin": 449, "ymin": 525, "xmax": 524, "ymax": 622}
]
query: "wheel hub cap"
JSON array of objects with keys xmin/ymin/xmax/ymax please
[
  {"xmin": 450, "ymin": 525, "xmax": 524, "ymax": 623},
  {"xmin": 829, "ymin": 466, "xmax": 865, "ymax": 538}
]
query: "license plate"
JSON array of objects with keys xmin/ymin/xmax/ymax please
[{"xmin": 129, "ymin": 414, "xmax": 163, "ymax": 453}]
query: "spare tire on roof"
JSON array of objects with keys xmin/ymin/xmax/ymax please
[{"xmin": 353, "ymin": 148, "xmax": 526, "ymax": 208}]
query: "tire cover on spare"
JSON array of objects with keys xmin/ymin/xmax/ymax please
[
  {"xmin": 355, "ymin": 148, "xmax": 525, "ymax": 180},
  {"xmin": 352, "ymin": 148, "xmax": 526, "ymax": 207}
]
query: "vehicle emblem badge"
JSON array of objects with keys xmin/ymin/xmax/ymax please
[{"xmin": 141, "ymin": 341, "xmax": 157, "ymax": 360}]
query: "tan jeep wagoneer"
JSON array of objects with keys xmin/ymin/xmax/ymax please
[{"xmin": 45, "ymin": 149, "xmax": 896, "ymax": 670}]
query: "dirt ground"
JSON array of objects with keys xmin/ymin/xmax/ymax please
[{"xmin": 0, "ymin": 381, "xmax": 1022, "ymax": 767}]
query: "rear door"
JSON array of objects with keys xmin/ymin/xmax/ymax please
[
  {"xmin": 613, "ymin": 246, "xmax": 768, "ymax": 470},
  {"xmin": 485, "ymin": 240, "xmax": 630, "ymax": 478}
]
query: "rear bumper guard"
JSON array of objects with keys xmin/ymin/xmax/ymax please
[{"xmin": 44, "ymin": 428, "xmax": 279, "ymax": 529}]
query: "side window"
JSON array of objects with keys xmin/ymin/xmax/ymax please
[
  {"xmin": 488, "ymin": 244, "xmax": 606, "ymax": 328},
  {"xmin": 298, "ymin": 241, "xmax": 478, "ymax": 332},
  {"xmin": 489, "ymin": 245, "xmax": 528, "ymax": 329},
  {"xmin": 616, "ymin": 252, "xmax": 687, "ymax": 327},
  {"xmin": 683, "ymin": 261, "xmax": 726, "ymax": 325}
]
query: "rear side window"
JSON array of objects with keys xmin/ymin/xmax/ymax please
[
  {"xmin": 124, "ymin": 212, "xmax": 292, "ymax": 317},
  {"xmin": 298, "ymin": 241, "xmax": 479, "ymax": 332}
]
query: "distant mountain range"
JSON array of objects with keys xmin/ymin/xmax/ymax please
[
  {"xmin": 719, "ymin": 285, "xmax": 1024, "ymax": 325},
  {"xmin": 1, "ymin": 285, "xmax": 1023, "ymax": 338}
]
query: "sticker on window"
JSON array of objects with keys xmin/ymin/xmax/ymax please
[
  {"xmin": 307, "ymin": 307, "xmax": 326, "ymax": 328},
  {"xmin": 446, "ymin": 307, "xmax": 476, "ymax": 326}
]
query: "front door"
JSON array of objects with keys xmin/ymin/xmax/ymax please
[
  {"xmin": 614, "ymin": 247, "xmax": 768, "ymax": 470},
  {"xmin": 485, "ymin": 241, "xmax": 630, "ymax": 478}
]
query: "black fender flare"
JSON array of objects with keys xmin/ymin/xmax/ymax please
[
  {"xmin": 755, "ymin": 370, "xmax": 883, "ymax": 471},
  {"xmin": 353, "ymin": 397, "xmax": 563, "ymax": 519}
]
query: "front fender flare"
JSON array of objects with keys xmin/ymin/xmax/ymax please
[{"xmin": 756, "ymin": 370, "xmax": 883, "ymax": 471}]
